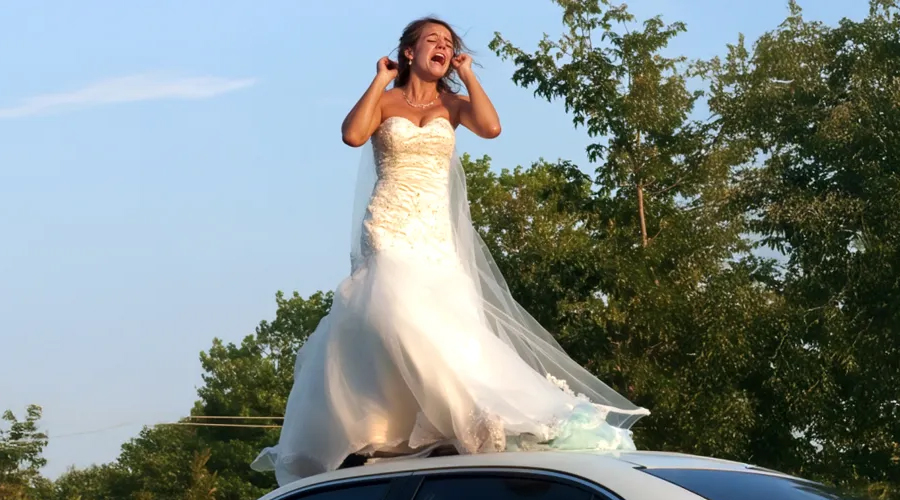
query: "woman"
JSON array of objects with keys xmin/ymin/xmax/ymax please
[{"xmin": 252, "ymin": 17, "xmax": 649, "ymax": 486}]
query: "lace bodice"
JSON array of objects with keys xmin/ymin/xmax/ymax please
[{"xmin": 358, "ymin": 116, "xmax": 457, "ymax": 267}]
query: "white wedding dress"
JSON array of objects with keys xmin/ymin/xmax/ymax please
[{"xmin": 252, "ymin": 116, "xmax": 649, "ymax": 486}]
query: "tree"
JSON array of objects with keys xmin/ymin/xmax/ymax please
[
  {"xmin": 702, "ymin": 1, "xmax": 900, "ymax": 495},
  {"xmin": 50, "ymin": 464, "xmax": 128, "ymax": 500},
  {"xmin": 189, "ymin": 290, "xmax": 332, "ymax": 500},
  {"xmin": 183, "ymin": 450, "xmax": 218, "ymax": 500},
  {"xmin": 194, "ymin": 290, "xmax": 331, "ymax": 421},
  {"xmin": 0, "ymin": 405, "xmax": 49, "ymax": 500},
  {"xmin": 462, "ymin": 151, "xmax": 791, "ymax": 461},
  {"xmin": 487, "ymin": 0, "xmax": 897, "ymax": 495},
  {"xmin": 489, "ymin": 0, "xmax": 738, "ymax": 250},
  {"xmin": 486, "ymin": 0, "xmax": 791, "ymax": 454},
  {"xmin": 111, "ymin": 424, "xmax": 207, "ymax": 500}
]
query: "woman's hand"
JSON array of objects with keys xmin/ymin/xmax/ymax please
[
  {"xmin": 452, "ymin": 54, "xmax": 474, "ymax": 80},
  {"xmin": 376, "ymin": 56, "xmax": 399, "ymax": 83}
]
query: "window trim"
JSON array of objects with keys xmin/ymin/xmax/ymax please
[
  {"xmin": 639, "ymin": 467, "xmax": 849, "ymax": 500},
  {"xmin": 271, "ymin": 466, "xmax": 625, "ymax": 500},
  {"xmin": 271, "ymin": 471, "xmax": 411, "ymax": 500},
  {"xmin": 405, "ymin": 466, "xmax": 625, "ymax": 500}
]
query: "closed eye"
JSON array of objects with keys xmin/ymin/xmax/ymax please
[{"xmin": 425, "ymin": 34, "xmax": 453, "ymax": 47}]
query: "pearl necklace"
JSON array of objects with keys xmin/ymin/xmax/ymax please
[{"xmin": 402, "ymin": 89, "xmax": 439, "ymax": 109}]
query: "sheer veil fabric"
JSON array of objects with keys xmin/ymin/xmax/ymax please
[{"xmin": 351, "ymin": 130, "xmax": 648, "ymax": 428}]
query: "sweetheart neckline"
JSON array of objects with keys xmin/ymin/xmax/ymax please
[{"xmin": 379, "ymin": 115, "xmax": 453, "ymax": 130}]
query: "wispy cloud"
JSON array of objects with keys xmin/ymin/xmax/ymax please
[{"xmin": 0, "ymin": 73, "xmax": 257, "ymax": 119}]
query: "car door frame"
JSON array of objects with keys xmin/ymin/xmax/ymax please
[
  {"xmin": 270, "ymin": 471, "xmax": 413, "ymax": 500},
  {"xmin": 394, "ymin": 467, "xmax": 626, "ymax": 500},
  {"xmin": 271, "ymin": 466, "xmax": 627, "ymax": 500}
]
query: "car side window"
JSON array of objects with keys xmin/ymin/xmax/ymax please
[
  {"xmin": 412, "ymin": 474, "xmax": 595, "ymax": 500},
  {"xmin": 286, "ymin": 479, "xmax": 392, "ymax": 500}
]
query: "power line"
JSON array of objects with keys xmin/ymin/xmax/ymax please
[
  {"xmin": 183, "ymin": 416, "xmax": 284, "ymax": 420},
  {"xmin": 3, "ymin": 422, "xmax": 135, "ymax": 443},
  {"xmin": 161, "ymin": 422, "xmax": 281, "ymax": 429},
  {"xmin": 52, "ymin": 422, "xmax": 137, "ymax": 438},
  {"xmin": 2, "ymin": 416, "xmax": 285, "ymax": 443}
]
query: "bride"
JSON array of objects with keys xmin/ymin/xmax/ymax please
[{"xmin": 252, "ymin": 17, "xmax": 649, "ymax": 486}]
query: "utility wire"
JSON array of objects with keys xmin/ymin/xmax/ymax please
[
  {"xmin": 161, "ymin": 422, "xmax": 281, "ymax": 429},
  {"xmin": 183, "ymin": 416, "xmax": 284, "ymax": 420},
  {"xmin": 2, "ymin": 416, "xmax": 285, "ymax": 443}
]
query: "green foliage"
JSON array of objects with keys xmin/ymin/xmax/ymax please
[
  {"xmin": 50, "ymin": 464, "xmax": 129, "ymax": 500},
  {"xmin": 487, "ymin": 0, "xmax": 899, "ymax": 496},
  {"xmin": 700, "ymin": 2, "xmax": 900, "ymax": 495},
  {"xmin": 489, "ymin": 0, "xmax": 744, "ymax": 251},
  {"xmin": 183, "ymin": 450, "xmax": 218, "ymax": 500},
  {"xmin": 189, "ymin": 290, "xmax": 332, "ymax": 500},
  {"xmin": 195, "ymin": 290, "xmax": 331, "ymax": 421},
  {"xmin": 462, "ymin": 152, "xmax": 789, "ymax": 462},
  {"xmin": 114, "ymin": 425, "xmax": 207, "ymax": 499},
  {"xmin": 0, "ymin": 405, "xmax": 49, "ymax": 499},
  {"xmin": 487, "ymin": 0, "xmax": 781, "ymax": 462}
]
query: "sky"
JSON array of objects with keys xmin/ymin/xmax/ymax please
[{"xmin": 0, "ymin": 0, "xmax": 868, "ymax": 480}]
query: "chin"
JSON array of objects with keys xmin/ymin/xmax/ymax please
[{"xmin": 426, "ymin": 65, "xmax": 448, "ymax": 80}]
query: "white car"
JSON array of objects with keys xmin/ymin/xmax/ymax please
[{"xmin": 257, "ymin": 449, "xmax": 856, "ymax": 499}]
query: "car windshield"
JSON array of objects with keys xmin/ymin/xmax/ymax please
[{"xmin": 642, "ymin": 469, "xmax": 869, "ymax": 500}]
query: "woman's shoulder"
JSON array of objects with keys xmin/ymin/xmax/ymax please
[
  {"xmin": 442, "ymin": 92, "xmax": 468, "ymax": 125},
  {"xmin": 377, "ymin": 88, "xmax": 402, "ymax": 114},
  {"xmin": 441, "ymin": 92, "xmax": 468, "ymax": 115},
  {"xmin": 443, "ymin": 91, "xmax": 469, "ymax": 103}
]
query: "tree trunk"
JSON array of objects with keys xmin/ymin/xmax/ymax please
[
  {"xmin": 635, "ymin": 128, "xmax": 648, "ymax": 247},
  {"xmin": 637, "ymin": 181, "xmax": 648, "ymax": 247}
]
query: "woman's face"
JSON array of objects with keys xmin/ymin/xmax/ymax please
[{"xmin": 406, "ymin": 22, "xmax": 454, "ymax": 80}]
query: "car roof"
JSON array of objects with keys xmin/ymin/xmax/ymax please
[
  {"xmin": 258, "ymin": 450, "xmax": 794, "ymax": 500},
  {"xmin": 613, "ymin": 450, "xmax": 783, "ymax": 472}
]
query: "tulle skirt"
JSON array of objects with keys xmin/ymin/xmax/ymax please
[{"xmin": 252, "ymin": 249, "xmax": 638, "ymax": 486}]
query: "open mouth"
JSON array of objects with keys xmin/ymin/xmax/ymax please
[{"xmin": 430, "ymin": 53, "xmax": 447, "ymax": 66}]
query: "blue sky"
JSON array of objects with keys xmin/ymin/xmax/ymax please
[{"xmin": 0, "ymin": 0, "xmax": 866, "ymax": 479}]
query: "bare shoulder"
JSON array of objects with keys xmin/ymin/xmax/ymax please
[
  {"xmin": 381, "ymin": 88, "xmax": 401, "ymax": 103},
  {"xmin": 376, "ymin": 88, "xmax": 402, "ymax": 117},
  {"xmin": 379, "ymin": 88, "xmax": 406, "ymax": 119},
  {"xmin": 446, "ymin": 92, "xmax": 470, "ymax": 105},
  {"xmin": 443, "ymin": 92, "xmax": 470, "ymax": 125}
]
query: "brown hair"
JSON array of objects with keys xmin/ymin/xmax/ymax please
[{"xmin": 394, "ymin": 17, "xmax": 469, "ymax": 94}]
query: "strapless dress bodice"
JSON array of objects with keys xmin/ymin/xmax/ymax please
[{"xmin": 359, "ymin": 116, "xmax": 457, "ymax": 268}]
